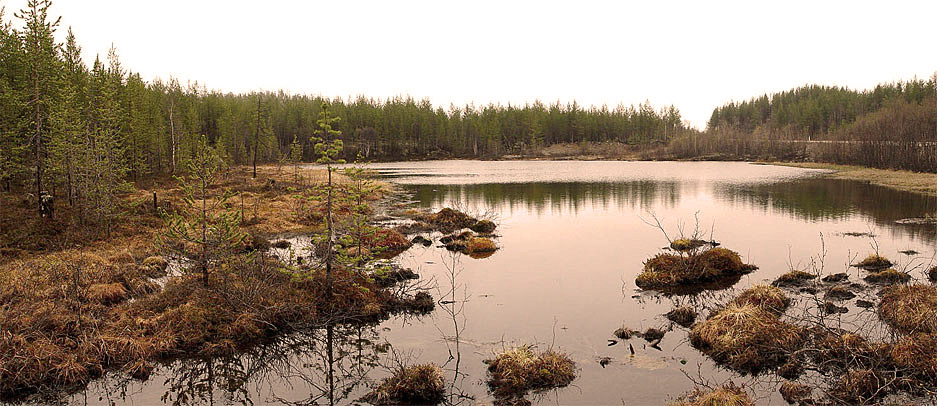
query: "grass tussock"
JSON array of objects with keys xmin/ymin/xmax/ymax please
[
  {"xmin": 853, "ymin": 254, "xmax": 893, "ymax": 270},
  {"xmin": 85, "ymin": 283, "xmax": 130, "ymax": 305},
  {"xmin": 465, "ymin": 237, "xmax": 497, "ymax": 254},
  {"xmin": 469, "ymin": 219, "xmax": 497, "ymax": 234},
  {"xmin": 824, "ymin": 285, "xmax": 856, "ymax": 300},
  {"xmin": 365, "ymin": 228, "xmax": 413, "ymax": 259},
  {"xmin": 669, "ymin": 238, "xmax": 709, "ymax": 252},
  {"xmin": 731, "ymin": 285, "xmax": 790, "ymax": 314},
  {"xmin": 636, "ymin": 247, "xmax": 756, "ymax": 291},
  {"xmin": 892, "ymin": 333, "xmax": 937, "ymax": 380},
  {"xmin": 772, "ymin": 270, "xmax": 817, "ymax": 288},
  {"xmin": 878, "ymin": 284, "xmax": 937, "ymax": 334},
  {"xmin": 666, "ymin": 306, "xmax": 697, "ymax": 328},
  {"xmin": 420, "ymin": 208, "xmax": 477, "ymax": 232},
  {"xmin": 362, "ymin": 363, "xmax": 445, "ymax": 405},
  {"xmin": 669, "ymin": 382, "xmax": 754, "ymax": 406},
  {"xmin": 863, "ymin": 268, "xmax": 911, "ymax": 285},
  {"xmin": 689, "ymin": 303, "xmax": 804, "ymax": 374},
  {"xmin": 811, "ymin": 331, "xmax": 893, "ymax": 372},
  {"xmin": 613, "ymin": 326, "xmax": 637, "ymax": 340},
  {"xmin": 484, "ymin": 346, "xmax": 576, "ymax": 400}
]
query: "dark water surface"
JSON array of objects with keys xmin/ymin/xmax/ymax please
[{"xmin": 69, "ymin": 161, "xmax": 937, "ymax": 405}]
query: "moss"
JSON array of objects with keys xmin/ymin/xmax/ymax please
[
  {"xmin": 484, "ymin": 346, "xmax": 576, "ymax": 399},
  {"xmin": 669, "ymin": 382, "xmax": 754, "ymax": 406},
  {"xmin": 469, "ymin": 219, "xmax": 497, "ymax": 234},
  {"xmin": 863, "ymin": 268, "xmax": 911, "ymax": 285},
  {"xmin": 853, "ymin": 254, "xmax": 892, "ymax": 270},
  {"xmin": 635, "ymin": 247, "xmax": 756, "ymax": 292},
  {"xmin": 778, "ymin": 381, "xmax": 812, "ymax": 404},
  {"xmin": 666, "ymin": 306, "xmax": 697, "ymax": 328},
  {"xmin": 878, "ymin": 284, "xmax": 937, "ymax": 334},
  {"xmin": 362, "ymin": 363, "xmax": 445, "ymax": 405},
  {"xmin": 731, "ymin": 285, "xmax": 790, "ymax": 314},
  {"xmin": 689, "ymin": 303, "xmax": 804, "ymax": 374},
  {"xmin": 772, "ymin": 270, "xmax": 816, "ymax": 288}
]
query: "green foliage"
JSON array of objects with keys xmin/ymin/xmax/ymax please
[{"xmin": 158, "ymin": 135, "xmax": 245, "ymax": 286}]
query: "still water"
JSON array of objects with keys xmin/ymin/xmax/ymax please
[{"xmin": 74, "ymin": 161, "xmax": 937, "ymax": 405}]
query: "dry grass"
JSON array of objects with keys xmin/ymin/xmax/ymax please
[
  {"xmin": 362, "ymin": 363, "xmax": 445, "ymax": 405},
  {"xmin": 419, "ymin": 208, "xmax": 477, "ymax": 233},
  {"xmin": 0, "ymin": 165, "xmax": 425, "ymax": 399},
  {"xmin": 892, "ymin": 333, "xmax": 937, "ymax": 380},
  {"xmin": 635, "ymin": 247, "xmax": 756, "ymax": 291},
  {"xmin": 772, "ymin": 270, "xmax": 817, "ymax": 287},
  {"xmin": 666, "ymin": 306, "xmax": 698, "ymax": 328},
  {"xmin": 863, "ymin": 268, "xmax": 911, "ymax": 285},
  {"xmin": 765, "ymin": 162, "xmax": 937, "ymax": 197},
  {"xmin": 828, "ymin": 369, "xmax": 885, "ymax": 404},
  {"xmin": 853, "ymin": 254, "xmax": 893, "ymax": 270},
  {"xmin": 731, "ymin": 285, "xmax": 790, "ymax": 314},
  {"xmin": 484, "ymin": 346, "xmax": 576, "ymax": 399},
  {"xmin": 689, "ymin": 304, "xmax": 804, "ymax": 374},
  {"xmin": 778, "ymin": 381, "xmax": 812, "ymax": 404},
  {"xmin": 878, "ymin": 284, "xmax": 937, "ymax": 334},
  {"xmin": 669, "ymin": 382, "xmax": 754, "ymax": 406}
]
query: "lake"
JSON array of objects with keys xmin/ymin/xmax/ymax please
[{"xmin": 69, "ymin": 161, "xmax": 937, "ymax": 405}]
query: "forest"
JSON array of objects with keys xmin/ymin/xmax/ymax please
[
  {"xmin": 683, "ymin": 77, "xmax": 937, "ymax": 172},
  {"xmin": 0, "ymin": 0, "xmax": 688, "ymax": 213}
]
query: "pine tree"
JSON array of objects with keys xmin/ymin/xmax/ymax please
[
  {"xmin": 312, "ymin": 102, "xmax": 344, "ymax": 297},
  {"xmin": 16, "ymin": 0, "xmax": 60, "ymax": 216}
]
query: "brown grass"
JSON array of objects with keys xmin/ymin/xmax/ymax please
[
  {"xmin": 878, "ymin": 284, "xmax": 937, "ymax": 334},
  {"xmin": 666, "ymin": 306, "xmax": 698, "ymax": 328},
  {"xmin": 853, "ymin": 254, "xmax": 893, "ymax": 270},
  {"xmin": 892, "ymin": 333, "xmax": 937, "ymax": 380},
  {"xmin": 362, "ymin": 363, "xmax": 445, "ymax": 405},
  {"xmin": 86, "ymin": 283, "xmax": 130, "ymax": 305},
  {"xmin": 828, "ymin": 369, "xmax": 885, "ymax": 404},
  {"xmin": 484, "ymin": 346, "xmax": 576, "ymax": 399},
  {"xmin": 465, "ymin": 237, "xmax": 497, "ymax": 254},
  {"xmin": 635, "ymin": 247, "xmax": 756, "ymax": 291},
  {"xmin": 669, "ymin": 382, "xmax": 754, "ymax": 406},
  {"xmin": 863, "ymin": 268, "xmax": 911, "ymax": 285},
  {"xmin": 420, "ymin": 208, "xmax": 477, "ymax": 232},
  {"xmin": 772, "ymin": 270, "xmax": 816, "ymax": 287},
  {"xmin": 778, "ymin": 381, "xmax": 812, "ymax": 404},
  {"xmin": 731, "ymin": 285, "xmax": 790, "ymax": 314},
  {"xmin": 689, "ymin": 303, "xmax": 804, "ymax": 374},
  {"xmin": 766, "ymin": 162, "xmax": 937, "ymax": 197}
]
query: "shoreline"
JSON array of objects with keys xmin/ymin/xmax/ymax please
[{"xmin": 757, "ymin": 162, "xmax": 937, "ymax": 197}]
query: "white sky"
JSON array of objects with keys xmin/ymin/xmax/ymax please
[{"xmin": 3, "ymin": 0, "xmax": 936, "ymax": 128}]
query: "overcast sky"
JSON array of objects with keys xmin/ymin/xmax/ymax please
[{"xmin": 4, "ymin": 0, "xmax": 936, "ymax": 128}]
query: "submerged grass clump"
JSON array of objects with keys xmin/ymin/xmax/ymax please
[
  {"xmin": 878, "ymin": 284, "xmax": 937, "ymax": 334},
  {"xmin": 484, "ymin": 346, "xmax": 576, "ymax": 400},
  {"xmin": 778, "ymin": 381, "xmax": 812, "ymax": 404},
  {"xmin": 636, "ymin": 247, "xmax": 756, "ymax": 291},
  {"xmin": 666, "ymin": 306, "xmax": 697, "ymax": 328},
  {"xmin": 853, "ymin": 254, "xmax": 893, "ymax": 270},
  {"xmin": 689, "ymin": 303, "xmax": 804, "ymax": 374},
  {"xmin": 669, "ymin": 382, "xmax": 754, "ymax": 406},
  {"xmin": 361, "ymin": 363, "xmax": 445, "ymax": 405}
]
